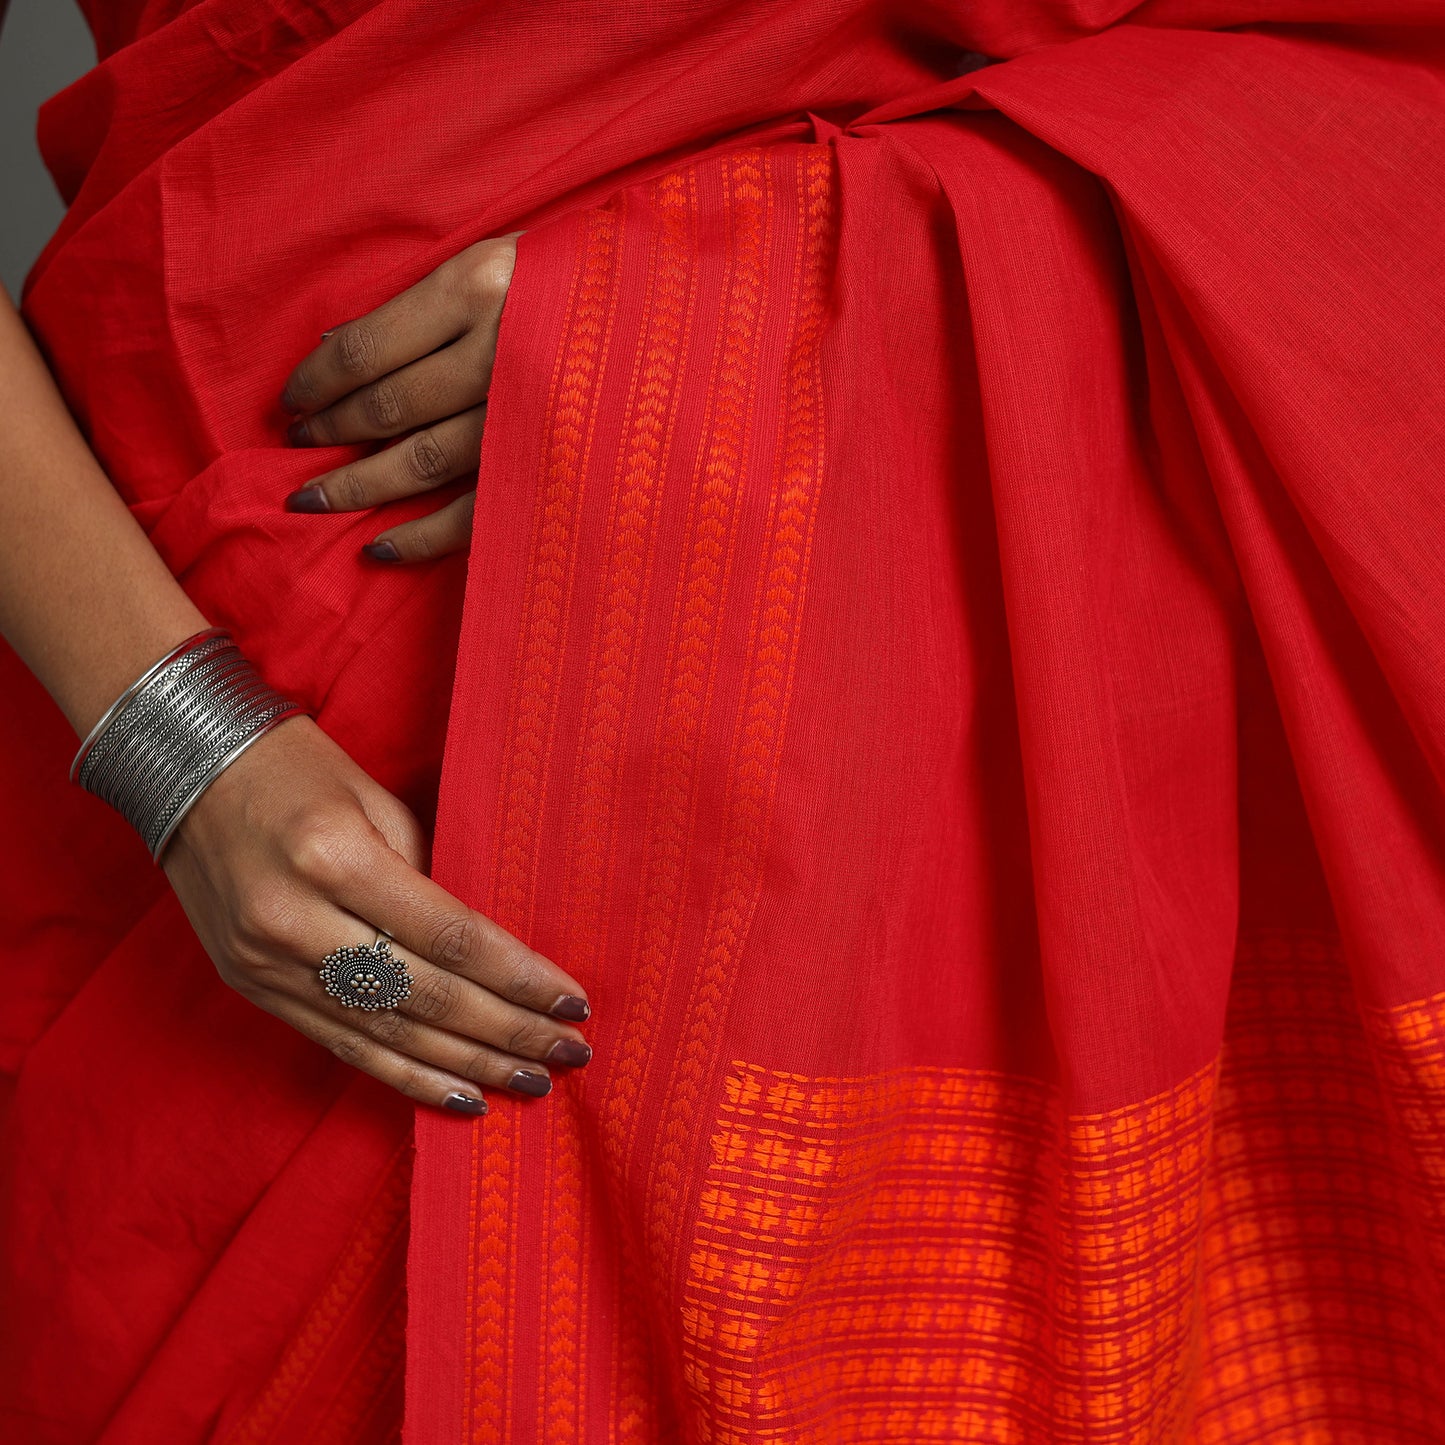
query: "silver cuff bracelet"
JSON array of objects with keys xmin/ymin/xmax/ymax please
[{"xmin": 69, "ymin": 626, "xmax": 310, "ymax": 863}]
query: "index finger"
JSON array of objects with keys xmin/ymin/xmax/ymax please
[
  {"xmin": 327, "ymin": 842, "xmax": 591, "ymax": 1023},
  {"xmin": 281, "ymin": 272, "xmax": 467, "ymax": 418}
]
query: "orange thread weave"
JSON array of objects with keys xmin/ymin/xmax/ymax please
[
  {"xmin": 648, "ymin": 143, "xmax": 838, "ymax": 1294},
  {"xmin": 543, "ymin": 167, "xmax": 702, "ymax": 1441},
  {"xmin": 596, "ymin": 146, "xmax": 774, "ymax": 1441},
  {"xmin": 463, "ymin": 198, "xmax": 626, "ymax": 1445},
  {"xmin": 674, "ymin": 930, "xmax": 1445, "ymax": 1443}
]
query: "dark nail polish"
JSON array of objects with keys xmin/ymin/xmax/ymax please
[
  {"xmin": 443, "ymin": 1091, "xmax": 487, "ymax": 1115},
  {"xmin": 279, "ymin": 389, "xmax": 303, "ymax": 415},
  {"xmin": 361, "ymin": 539, "xmax": 401, "ymax": 562},
  {"xmin": 546, "ymin": 1038, "xmax": 592, "ymax": 1068},
  {"xmin": 550, "ymin": 994, "xmax": 590, "ymax": 1022},
  {"xmin": 284, "ymin": 484, "xmax": 330, "ymax": 513},
  {"xmin": 507, "ymin": 1070, "xmax": 552, "ymax": 1097},
  {"xmin": 286, "ymin": 418, "xmax": 310, "ymax": 446}
]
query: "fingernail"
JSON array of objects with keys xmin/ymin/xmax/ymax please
[
  {"xmin": 321, "ymin": 328, "xmax": 336, "ymax": 339},
  {"xmin": 284, "ymin": 484, "xmax": 330, "ymax": 513},
  {"xmin": 279, "ymin": 389, "xmax": 303, "ymax": 415},
  {"xmin": 443, "ymin": 1091, "xmax": 487, "ymax": 1115},
  {"xmin": 507, "ymin": 1070, "xmax": 552, "ymax": 1097},
  {"xmin": 550, "ymin": 995, "xmax": 590, "ymax": 1022},
  {"xmin": 361, "ymin": 539, "xmax": 401, "ymax": 562},
  {"xmin": 546, "ymin": 1039, "xmax": 592, "ymax": 1068},
  {"xmin": 286, "ymin": 418, "xmax": 310, "ymax": 446}
]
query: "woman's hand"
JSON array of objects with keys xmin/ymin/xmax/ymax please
[
  {"xmin": 278, "ymin": 231, "xmax": 524, "ymax": 563},
  {"xmin": 160, "ymin": 714, "xmax": 592, "ymax": 1114}
]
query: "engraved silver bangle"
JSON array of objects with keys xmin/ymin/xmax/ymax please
[{"xmin": 69, "ymin": 626, "xmax": 310, "ymax": 863}]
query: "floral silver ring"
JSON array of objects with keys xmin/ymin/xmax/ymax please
[{"xmin": 318, "ymin": 928, "xmax": 414, "ymax": 1011}]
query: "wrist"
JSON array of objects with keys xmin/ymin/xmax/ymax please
[{"xmin": 70, "ymin": 627, "xmax": 311, "ymax": 862}]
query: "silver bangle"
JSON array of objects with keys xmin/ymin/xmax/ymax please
[{"xmin": 70, "ymin": 626, "xmax": 310, "ymax": 863}]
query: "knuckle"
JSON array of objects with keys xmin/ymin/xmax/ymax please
[
  {"xmin": 427, "ymin": 912, "xmax": 481, "ymax": 973},
  {"xmin": 482, "ymin": 247, "xmax": 518, "ymax": 298},
  {"xmin": 287, "ymin": 363, "xmax": 322, "ymax": 409},
  {"xmin": 216, "ymin": 951, "xmax": 265, "ymax": 997},
  {"xmin": 235, "ymin": 886, "xmax": 298, "ymax": 947},
  {"xmin": 282, "ymin": 803, "xmax": 340, "ymax": 844},
  {"xmin": 288, "ymin": 822, "xmax": 363, "ymax": 889},
  {"xmin": 395, "ymin": 1058, "xmax": 439, "ymax": 1101},
  {"xmin": 405, "ymin": 967, "xmax": 462, "ymax": 1024},
  {"xmin": 367, "ymin": 1006, "xmax": 413, "ymax": 1048},
  {"xmin": 455, "ymin": 240, "xmax": 516, "ymax": 305},
  {"xmin": 364, "ymin": 379, "xmax": 405, "ymax": 431},
  {"xmin": 461, "ymin": 1043, "xmax": 508, "ymax": 1085},
  {"xmin": 236, "ymin": 955, "xmax": 288, "ymax": 996},
  {"xmin": 491, "ymin": 941, "xmax": 541, "ymax": 1002},
  {"xmin": 505, "ymin": 1015, "xmax": 548, "ymax": 1058},
  {"xmin": 388, "ymin": 813, "xmax": 428, "ymax": 870},
  {"xmin": 335, "ymin": 322, "xmax": 380, "ymax": 378},
  {"xmin": 327, "ymin": 1032, "xmax": 371, "ymax": 1068},
  {"xmin": 337, "ymin": 467, "xmax": 370, "ymax": 509},
  {"xmin": 406, "ymin": 430, "xmax": 449, "ymax": 484}
]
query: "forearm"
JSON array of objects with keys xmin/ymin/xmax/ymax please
[{"xmin": 0, "ymin": 289, "xmax": 208, "ymax": 738}]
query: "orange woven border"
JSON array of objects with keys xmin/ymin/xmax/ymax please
[
  {"xmin": 464, "ymin": 197, "xmax": 626, "ymax": 1445},
  {"xmin": 670, "ymin": 931, "xmax": 1445, "ymax": 1443}
]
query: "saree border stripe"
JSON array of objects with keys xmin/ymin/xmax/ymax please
[
  {"xmin": 598, "ymin": 147, "xmax": 773, "ymax": 1176},
  {"xmin": 218, "ymin": 1140, "xmax": 412, "ymax": 1445},
  {"xmin": 488, "ymin": 197, "xmax": 628, "ymax": 940},
  {"xmin": 558, "ymin": 169, "xmax": 700, "ymax": 990},
  {"xmin": 647, "ymin": 143, "xmax": 839, "ymax": 1301},
  {"xmin": 463, "ymin": 198, "xmax": 628, "ymax": 1445},
  {"xmin": 546, "ymin": 167, "xmax": 703, "ymax": 1439},
  {"xmin": 536, "ymin": 1089, "xmax": 585, "ymax": 1442},
  {"xmin": 594, "ymin": 145, "xmax": 776, "ymax": 1440}
]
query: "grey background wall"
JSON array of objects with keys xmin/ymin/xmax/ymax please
[{"xmin": 1, "ymin": 0, "xmax": 95, "ymax": 301}]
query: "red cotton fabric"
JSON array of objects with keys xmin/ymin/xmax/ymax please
[{"xmin": 3, "ymin": 1, "xmax": 1445, "ymax": 1441}]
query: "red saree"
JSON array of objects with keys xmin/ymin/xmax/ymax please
[{"xmin": 4, "ymin": 0, "xmax": 1445, "ymax": 1440}]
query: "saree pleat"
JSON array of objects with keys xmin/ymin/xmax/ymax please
[{"xmin": 2, "ymin": 3, "xmax": 1443, "ymax": 1442}]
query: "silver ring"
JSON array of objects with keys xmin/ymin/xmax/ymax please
[{"xmin": 318, "ymin": 929, "xmax": 412, "ymax": 1011}]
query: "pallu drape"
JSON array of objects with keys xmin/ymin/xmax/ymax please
[{"xmin": 3, "ymin": 0, "xmax": 1445, "ymax": 1440}]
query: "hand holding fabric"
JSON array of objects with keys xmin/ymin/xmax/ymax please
[{"xmin": 278, "ymin": 231, "xmax": 525, "ymax": 562}]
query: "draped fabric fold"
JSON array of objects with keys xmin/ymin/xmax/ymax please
[{"xmin": 2, "ymin": 2, "xmax": 1443, "ymax": 1441}]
